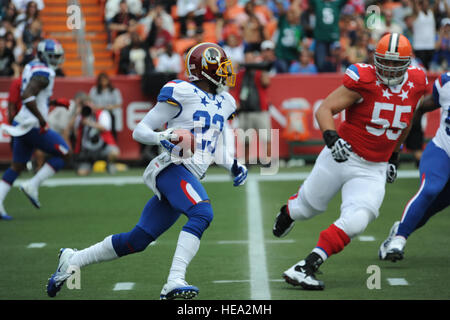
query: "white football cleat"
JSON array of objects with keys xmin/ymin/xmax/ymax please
[
  {"xmin": 20, "ymin": 182, "xmax": 41, "ymax": 209},
  {"xmin": 47, "ymin": 248, "xmax": 77, "ymax": 297},
  {"xmin": 384, "ymin": 236, "xmax": 407, "ymax": 262},
  {"xmin": 283, "ymin": 260, "xmax": 324, "ymax": 290},
  {"xmin": 379, "ymin": 221, "xmax": 400, "ymax": 260},
  {"xmin": 160, "ymin": 279, "xmax": 199, "ymax": 300}
]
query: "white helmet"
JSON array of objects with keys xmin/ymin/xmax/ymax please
[{"xmin": 37, "ymin": 39, "xmax": 65, "ymax": 70}]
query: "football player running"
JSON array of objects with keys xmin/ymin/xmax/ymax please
[
  {"xmin": 272, "ymin": 33, "xmax": 428, "ymax": 290},
  {"xmin": 379, "ymin": 72, "xmax": 450, "ymax": 262},
  {"xmin": 46, "ymin": 42, "xmax": 248, "ymax": 299},
  {"xmin": 0, "ymin": 39, "xmax": 69, "ymax": 220}
]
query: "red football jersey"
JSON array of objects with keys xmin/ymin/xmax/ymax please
[{"xmin": 339, "ymin": 63, "xmax": 428, "ymax": 162}]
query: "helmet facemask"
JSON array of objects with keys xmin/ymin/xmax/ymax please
[{"xmin": 374, "ymin": 52, "xmax": 410, "ymax": 86}]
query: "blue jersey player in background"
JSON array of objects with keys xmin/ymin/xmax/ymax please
[
  {"xmin": 379, "ymin": 72, "xmax": 450, "ymax": 261},
  {"xmin": 0, "ymin": 39, "xmax": 69, "ymax": 220},
  {"xmin": 46, "ymin": 42, "xmax": 248, "ymax": 299}
]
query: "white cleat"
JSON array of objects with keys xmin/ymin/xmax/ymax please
[
  {"xmin": 20, "ymin": 182, "xmax": 41, "ymax": 209},
  {"xmin": 46, "ymin": 248, "xmax": 77, "ymax": 297},
  {"xmin": 160, "ymin": 279, "xmax": 199, "ymax": 300},
  {"xmin": 283, "ymin": 260, "xmax": 324, "ymax": 290},
  {"xmin": 385, "ymin": 236, "xmax": 407, "ymax": 262},
  {"xmin": 379, "ymin": 221, "xmax": 406, "ymax": 262}
]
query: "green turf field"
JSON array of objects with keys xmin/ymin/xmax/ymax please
[{"xmin": 0, "ymin": 165, "xmax": 449, "ymax": 300}]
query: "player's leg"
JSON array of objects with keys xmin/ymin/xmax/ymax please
[
  {"xmin": 46, "ymin": 195, "xmax": 181, "ymax": 297},
  {"xmin": 283, "ymin": 158, "xmax": 385, "ymax": 290},
  {"xmin": 382, "ymin": 141, "xmax": 450, "ymax": 261},
  {"xmin": 0, "ymin": 135, "xmax": 33, "ymax": 220},
  {"xmin": 20, "ymin": 128, "xmax": 70, "ymax": 208},
  {"xmin": 156, "ymin": 164, "xmax": 212, "ymax": 299},
  {"xmin": 414, "ymin": 180, "xmax": 450, "ymax": 231},
  {"xmin": 273, "ymin": 147, "xmax": 342, "ymax": 237}
]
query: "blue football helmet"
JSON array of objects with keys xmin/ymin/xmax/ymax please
[{"xmin": 37, "ymin": 39, "xmax": 65, "ymax": 70}]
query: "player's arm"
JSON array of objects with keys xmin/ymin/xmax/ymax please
[
  {"xmin": 21, "ymin": 75, "xmax": 49, "ymax": 129},
  {"xmin": 315, "ymin": 85, "xmax": 362, "ymax": 162},
  {"xmin": 315, "ymin": 85, "xmax": 362, "ymax": 132},
  {"xmin": 132, "ymin": 101, "xmax": 180, "ymax": 145}
]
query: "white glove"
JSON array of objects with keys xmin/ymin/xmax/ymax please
[
  {"xmin": 231, "ymin": 159, "xmax": 248, "ymax": 186},
  {"xmin": 158, "ymin": 128, "xmax": 180, "ymax": 154},
  {"xmin": 386, "ymin": 152, "xmax": 399, "ymax": 183},
  {"xmin": 331, "ymin": 138, "xmax": 353, "ymax": 163}
]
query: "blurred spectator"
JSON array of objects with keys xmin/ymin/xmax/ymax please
[
  {"xmin": 309, "ymin": 0, "xmax": 348, "ymax": 72},
  {"xmin": 411, "ymin": 0, "xmax": 436, "ymax": 69},
  {"xmin": 0, "ymin": 35, "xmax": 15, "ymax": 76},
  {"xmin": 260, "ymin": 39, "xmax": 286, "ymax": 75},
  {"xmin": 89, "ymin": 73, "xmax": 123, "ymax": 141},
  {"xmin": 364, "ymin": 44, "xmax": 375, "ymax": 65},
  {"xmin": 73, "ymin": 101, "xmax": 120, "ymax": 176},
  {"xmin": 430, "ymin": 17, "xmax": 450, "ymax": 71},
  {"xmin": 346, "ymin": 31, "xmax": 370, "ymax": 65},
  {"xmin": 321, "ymin": 41, "xmax": 347, "ymax": 73},
  {"xmin": 242, "ymin": 14, "xmax": 266, "ymax": 53},
  {"xmin": 176, "ymin": 0, "xmax": 205, "ymax": 38},
  {"xmin": 289, "ymin": 50, "xmax": 318, "ymax": 74},
  {"xmin": 21, "ymin": 17, "xmax": 41, "ymax": 50},
  {"xmin": 155, "ymin": 42, "xmax": 182, "ymax": 74},
  {"xmin": 371, "ymin": 9, "xmax": 403, "ymax": 41},
  {"xmin": 145, "ymin": 13, "xmax": 173, "ymax": 59},
  {"xmin": 267, "ymin": 0, "xmax": 291, "ymax": 19},
  {"xmin": 273, "ymin": 0, "xmax": 303, "ymax": 73},
  {"xmin": 393, "ymin": 0, "xmax": 413, "ymax": 30},
  {"xmin": 222, "ymin": 31, "xmax": 245, "ymax": 69},
  {"xmin": 48, "ymin": 96, "xmax": 78, "ymax": 151},
  {"xmin": 403, "ymin": 14, "xmax": 414, "ymax": 44},
  {"xmin": 109, "ymin": 0, "xmax": 138, "ymax": 51},
  {"xmin": 119, "ymin": 31, "xmax": 153, "ymax": 75},
  {"xmin": 139, "ymin": 2, "xmax": 174, "ymax": 37},
  {"xmin": 234, "ymin": 52, "xmax": 271, "ymax": 165},
  {"xmin": 14, "ymin": 0, "xmax": 40, "ymax": 37},
  {"xmin": 12, "ymin": 0, "xmax": 44, "ymax": 12}
]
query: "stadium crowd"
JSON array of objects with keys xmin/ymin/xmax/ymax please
[
  {"xmin": 106, "ymin": 0, "xmax": 450, "ymax": 76},
  {"xmin": 0, "ymin": 0, "xmax": 449, "ymax": 77}
]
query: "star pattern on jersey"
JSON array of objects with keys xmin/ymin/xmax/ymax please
[
  {"xmin": 375, "ymin": 80, "xmax": 381, "ymax": 87},
  {"xmin": 193, "ymin": 88, "xmax": 198, "ymax": 94},
  {"xmin": 382, "ymin": 88, "xmax": 393, "ymax": 99},
  {"xmin": 407, "ymin": 81, "xmax": 414, "ymax": 89},
  {"xmin": 200, "ymin": 96, "xmax": 209, "ymax": 107},
  {"xmin": 398, "ymin": 90, "xmax": 409, "ymax": 101},
  {"xmin": 215, "ymin": 100, "xmax": 222, "ymax": 110}
]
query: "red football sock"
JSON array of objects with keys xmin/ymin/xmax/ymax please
[{"xmin": 316, "ymin": 224, "xmax": 350, "ymax": 257}]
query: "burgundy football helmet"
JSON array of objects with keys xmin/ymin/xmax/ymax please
[{"xmin": 185, "ymin": 42, "xmax": 236, "ymax": 88}]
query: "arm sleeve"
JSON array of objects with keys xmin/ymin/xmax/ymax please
[{"xmin": 132, "ymin": 101, "xmax": 180, "ymax": 145}]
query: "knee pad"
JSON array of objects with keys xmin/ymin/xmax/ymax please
[
  {"xmin": 112, "ymin": 226, "xmax": 155, "ymax": 257},
  {"xmin": 287, "ymin": 188, "xmax": 322, "ymax": 220},
  {"xmin": 335, "ymin": 207, "xmax": 376, "ymax": 239},
  {"xmin": 182, "ymin": 201, "xmax": 213, "ymax": 239}
]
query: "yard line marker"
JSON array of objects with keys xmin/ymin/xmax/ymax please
[
  {"xmin": 387, "ymin": 278, "xmax": 409, "ymax": 286},
  {"xmin": 246, "ymin": 179, "xmax": 271, "ymax": 300},
  {"xmin": 27, "ymin": 243, "xmax": 47, "ymax": 248},
  {"xmin": 358, "ymin": 236, "xmax": 376, "ymax": 242},
  {"xmin": 266, "ymin": 239, "xmax": 295, "ymax": 244},
  {"xmin": 12, "ymin": 170, "xmax": 420, "ymax": 187},
  {"xmin": 113, "ymin": 282, "xmax": 135, "ymax": 291},
  {"xmin": 213, "ymin": 279, "xmax": 285, "ymax": 284}
]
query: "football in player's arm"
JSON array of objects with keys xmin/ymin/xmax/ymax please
[{"xmin": 45, "ymin": 42, "xmax": 248, "ymax": 300}]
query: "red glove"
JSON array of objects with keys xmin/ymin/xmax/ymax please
[{"xmin": 50, "ymin": 98, "xmax": 70, "ymax": 109}]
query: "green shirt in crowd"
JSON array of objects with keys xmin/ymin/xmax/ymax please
[
  {"xmin": 310, "ymin": 0, "xmax": 347, "ymax": 42},
  {"xmin": 274, "ymin": 14, "xmax": 303, "ymax": 63}
]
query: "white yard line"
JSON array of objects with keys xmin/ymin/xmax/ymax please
[
  {"xmin": 113, "ymin": 282, "xmax": 135, "ymax": 291},
  {"xmin": 246, "ymin": 179, "xmax": 271, "ymax": 300},
  {"xmin": 387, "ymin": 278, "xmax": 409, "ymax": 286},
  {"xmin": 27, "ymin": 242, "xmax": 47, "ymax": 248},
  {"xmin": 12, "ymin": 169, "xmax": 420, "ymax": 187}
]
